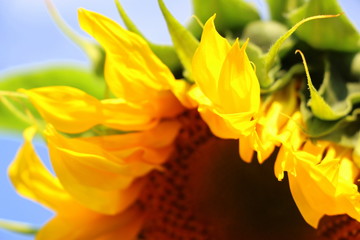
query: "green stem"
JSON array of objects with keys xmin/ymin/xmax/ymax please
[
  {"xmin": 44, "ymin": 0, "xmax": 101, "ymax": 61},
  {"xmin": 0, "ymin": 219, "xmax": 39, "ymax": 235},
  {"xmin": 0, "ymin": 96, "xmax": 32, "ymax": 125}
]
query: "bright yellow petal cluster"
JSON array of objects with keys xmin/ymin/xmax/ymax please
[
  {"xmin": 78, "ymin": 9, "xmax": 184, "ymax": 118},
  {"xmin": 9, "ymin": 127, "xmax": 144, "ymax": 240},
  {"xmin": 274, "ymin": 112, "xmax": 360, "ymax": 227},
  {"xmin": 190, "ymin": 15, "xmax": 260, "ymax": 140},
  {"xmin": 44, "ymin": 121, "xmax": 179, "ymax": 214},
  {"xmin": 239, "ymin": 82, "xmax": 298, "ymax": 162},
  {"xmin": 9, "ymin": 8, "xmax": 189, "ymax": 239}
]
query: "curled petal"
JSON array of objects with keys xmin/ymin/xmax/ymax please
[
  {"xmin": 78, "ymin": 8, "xmax": 174, "ymax": 101},
  {"xmin": 8, "ymin": 126, "xmax": 77, "ymax": 213},
  {"xmin": 44, "ymin": 120, "xmax": 180, "ymax": 214},
  {"xmin": 191, "ymin": 15, "xmax": 260, "ymax": 140},
  {"xmin": 276, "ymin": 127, "xmax": 360, "ymax": 227},
  {"xmin": 192, "ymin": 14, "xmax": 231, "ymax": 102}
]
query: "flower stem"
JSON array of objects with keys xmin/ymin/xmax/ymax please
[{"xmin": 0, "ymin": 219, "xmax": 38, "ymax": 235}]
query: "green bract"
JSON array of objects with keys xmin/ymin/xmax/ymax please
[{"xmin": 288, "ymin": 0, "xmax": 360, "ymax": 52}]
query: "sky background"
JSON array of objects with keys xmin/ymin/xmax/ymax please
[{"xmin": 0, "ymin": 0, "xmax": 359, "ymax": 239}]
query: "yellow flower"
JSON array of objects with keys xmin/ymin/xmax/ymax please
[
  {"xmin": 7, "ymin": 6, "xmax": 360, "ymax": 240},
  {"xmin": 275, "ymin": 114, "xmax": 360, "ymax": 227},
  {"xmin": 9, "ymin": 127, "xmax": 144, "ymax": 240},
  {"xmin": 190, "ymin": 15, "xmax": 260, "ymax": 139}
]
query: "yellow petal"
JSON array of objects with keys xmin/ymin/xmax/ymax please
[
  {"xmin": 249, "ymin": 82, "xmax": 298, "ymax": 163},
  {"xmin": 101, "ymin": 98, "xmax": 158, "ymax": 131},
  {"xmin": 192, "ymin": 14, "xmax": 231, "ymax": 102},
  {"xmin": 86, "ymin": 120, "xmax": 180, "ymax": 150},
  {"xmin": 277, "ymin": 130, "xmax": 360, "ymax": 227},
  {"xmin": 44, "ymin": 120, "xmax": 180, "ymax": 214},
  {"xmin": 78, "ymin": 8, "xmax": 173, "ymax": 102},
  {"xmin": 191, "ymin": 15, "xmax": 260, "ymax": 140},
  {"xmin": 20, "ymin": 86, "xmax": 102, "ymax": 133},
  {"xmin": 84, "ymin": 120, "xmax": 180, "ymax": 165},
  {"xmin": 45, "ymin": 127, "xmax": 148, "ymax": 214},
  {"xmin": 168, "ymin": 79, "xmax": 198, "ymax": 109},
  {"xmin": 8, "ymin": 126, "xmax": 76, "ymax": 212},
  {"xmin": 37, "ymin": 205, "xmax": 144, "ymax": 240},
  {"xmin": 217, "ymin": 39, "xmax": 260, "ymax": 114},
  {"xmin": 8, "ymin": 127, "xmax": 146, "ymax": 238},
  {"xmin": 287, "ymin": 174, "xmax": 324, "ymax": 228}
]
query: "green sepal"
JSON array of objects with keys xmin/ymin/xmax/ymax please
[
  {"xmin": 288, "ymin": 0, "xmax": 360, "ymax": 52},
  {"xmin": 260, "ymin": 64, "xmax": 304, "ymax": 94},
  {"xmin": 158, "ymin": 0, "xmax": 199, "ymax": 82},
  {"xmin": 259, "ymin": 13, "xmax": 340, "ymax": 89},
  {"xmin": 300, "ymin": 53, "xmax": 360, "ymax": 121},
  {"xmin": 351, "ymin": 52, "xmax": 360, "ymax": 78},
  {"xmin": 0, "ymin": 219, "xmax": 38, "ymax": 235},
  {"xmin": 303, "ymin": 106, "xmax": 360, "ymax": 169},
  {"xmin": 0, "ymin": 66, "xmax": 105, "ymax": 131},
  {"xmin": 300, "ymin": 96, "xmax": 358, "ymax": 139},
  {"xmin": 188, "ymin": 0, "xmax": 260, "ymax": 38},
  {"xmin": 299, "ymin": 56, "xmax": 360, "ymax": 137},
  {"xmin": 314, "ymin": 109, "xmax": 360, "ymax": 168},
  {"xmin": 114, "ymin": 0, "xmax": 181, "ymax": 74},
  {"xmin": 245, "ymin": 40, "xmax": 302, "ymax": 94},
  {"xmin": 266, "ymin": 0, "xmax": 305, "ymax": 23}
]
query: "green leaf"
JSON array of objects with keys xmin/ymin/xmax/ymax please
[
  {"xmin": 158, "ymin": 0, "xmax": 199, "ymax": 81},
  {"xmin": 0, "ymin": 66, "xmax": 105, "ymax": 131},
  {"xmin": 0, "ymin": 66, "xmax": 105, "ymax": 97},
  {"xmin": 114, "ymin": 0, "xmax": 181, "ymax": 74},
  {"xmin": 266, "ymin": 0, "xmax": 305, "ymax": 23},
  {"xmin": 242, "ymin": 20, "xmax": 291, "ymax": 53},
  {"xmin": 288, "ymin": 0, "xmax": 360, "ymax": 52},
  {"xmin": 188, "ymin": 0, "xmax": 260, "ymax": 38}
]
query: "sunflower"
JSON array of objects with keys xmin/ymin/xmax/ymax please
[{"xmin": 3, "ymin": 1, "xmax": 360, "ymax": 239}]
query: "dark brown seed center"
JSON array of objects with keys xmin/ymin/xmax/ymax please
[{"xmin": 137, "ymin": 110, "xmax": 359, "ymax": 240}]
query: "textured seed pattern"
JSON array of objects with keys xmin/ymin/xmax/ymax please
[
  {"xmin": 317, "ymin": 215, "xmax": 360, "ymax": 240},
  {"xmin": 136, "ymin": 109, "xmax": 360, "ymax": 240},
  {"xmin": 138, "ymin": 110, "xmax": 214, "ymax": 240}
]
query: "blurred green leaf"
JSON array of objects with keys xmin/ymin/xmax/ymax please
[
  {"xmin": 0, "ymin": 66, "xmax": 105, "ymax": 131},
  {"xmin": 266, "ymin": 0, "xmax": 305, "ymax": 23},
  {"xmin": 188, "ymin": 0, "xmax": 260, "ymax": 38},
  {"xmin": 0, "ymin": 66, "xmax": 105, "ymax": 97},
  {"xmin": 242, "ymin": 20, "xmax": 291, "ymax": 53},
  {"xmin": 288, "ymin": 0, "xmax": 360, "ymax": 52},
  {"xmin": 158, "ymin": 0, "xmax": 199, "ymax": 81}
]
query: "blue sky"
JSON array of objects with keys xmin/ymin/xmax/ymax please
[{"xmin": 0, "ymin": 0, "xmax": 359, "ymax": 239}]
